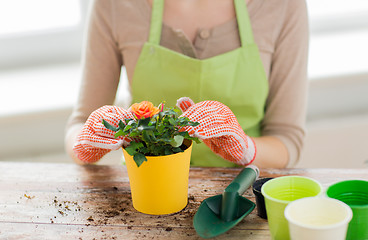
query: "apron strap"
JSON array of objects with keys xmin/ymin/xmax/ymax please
[
  {"xmin": 148, "ymin": 0, "xmax": 164, "ymax": 45},
  {"xmin": 234, "ymin": 0, "xmax": 255, "ymax": 46}
]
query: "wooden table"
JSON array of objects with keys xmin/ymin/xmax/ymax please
[{"xmin": 0, "ymin": 162, "xmax": 367, "ymax": 240}]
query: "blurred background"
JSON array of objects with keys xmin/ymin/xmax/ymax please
[{"xmin": 0, "ymin": 0, "xmax": 367, "ymax": 168}]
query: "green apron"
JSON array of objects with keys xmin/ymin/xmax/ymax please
[{"xmin": 131, "ymin": 0, "xmax": 268, "ymax": 167}]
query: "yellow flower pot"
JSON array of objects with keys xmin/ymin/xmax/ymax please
[{"xmin": 123, "ymin": 141, "xmax": 193, "ymax": 215}]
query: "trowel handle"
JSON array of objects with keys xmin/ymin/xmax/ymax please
[
  {"xmin": 221, "ymin": 165, "xmax": 259, "ymax": 222},
  {"xmin": 225, "ymin": 165, "xmax": 259, "ymax": 195}
]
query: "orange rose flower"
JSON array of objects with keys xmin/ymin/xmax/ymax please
[{"xmin": 130, "ymin": 101, "xmax": 160, "ymax": 119}]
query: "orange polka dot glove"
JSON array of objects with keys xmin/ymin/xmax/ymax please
[
  {"xmin": 73, "ymin": 106, "xmax": 134, "ymax": 163},
  {"xmin": 176, "ymin": 97, "xmax": 256, "ymax": 166}
]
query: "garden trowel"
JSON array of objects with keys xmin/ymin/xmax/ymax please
[{"xmin": 193, "ymin": 165, "xmax": 259, "ymax": 238}]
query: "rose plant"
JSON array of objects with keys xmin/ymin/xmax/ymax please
[{"xmin": 102, "ymin": 101, "xmax": 200, "ymax": 167}]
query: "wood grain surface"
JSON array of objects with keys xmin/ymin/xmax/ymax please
[{"xmin": 0, "ymin": 162, "xmax": 367, "ymax": 240}]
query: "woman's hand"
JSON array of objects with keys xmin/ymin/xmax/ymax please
[
  {"xmin": 176, "ymin": 97, "xmax": 256, "ymax": 166},
  {"xmin": 73, "ymin": 106, "xmax": 134, "ymax": 163}
]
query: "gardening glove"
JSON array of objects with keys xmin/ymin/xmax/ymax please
[
  {"xmin": 176, "ymin": 97, "xmax": 256, "ymax": 166},
  {"xmin": 73, "ymin": 105, "xmax": 134, "ymax": 163}
]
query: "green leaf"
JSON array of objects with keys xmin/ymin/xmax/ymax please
[
  {"xmin": 156, "ymin": 124, "xmax": 165, "ymax": 133},
  {"xmin": 125, "ymin": 145, "xmax": 137, "ymax": 156},
  {"xmin": 189, "ymin": 121, "xmax": 200, "ymax": 127},
  {"xmin": 118, "ymin": 120, "xmax": 126, "ymax": 129},
  {"xmin": 142, "ymin": 130, "xmax": 156, "ymax": 143},
  {"xmin": 102, "ymin": 119, "xmax": 118, "ymax": 132},
  {"xmin": 178, "ymin": 131, "xmax": 201, "ymax": 144},
  {"xmin": 140, "ymin": 147, "xmax": 149, "ymax": 154},
  {"xmin": 125, "ymin": 141, "xmax": 144, "ymax": 156},
  {"xmin": 115, "ymin": 129, "xmax": 126, "ymax": 138},
  {"xmin": 130, "ymin": 141, "xmax": 144, "ymax": 149},
  {"xmin": 142, "ymin": 130, "xmax": 151, "ymax": 143},
  {"xmin": 164, "ymin": 147, "xmax": 173, "ymax": 155},
  {"xmin": 148, "ymin": 119, "xmax": 156, "ymax": 126},
  {"xmin": 124, "ymin": 125, "xmax": 133, "ymax": 131},
  {"xmin": 170, "ymin": 135, "xmax": 184, "ymax": 147},
  {"xmin": 138, "ymin": 117, "xmax": 150, "ymax": 126},
  {"xmin": 178, "ymin": 131, "xmax": 190, "ymax": 137},
  {"xmin": 172, "ymin": 147, "xmax": 184, "ymax": 153},
  {"xmin": 168, "ymin": 118, "xmax": 176, "ymax": 126},
  {"xmin": 150, "ymin": 145, "xmax": 164, "ymax": 156},
  {"xmin": 166, "ymin": 109, "xmax": 179, "ymax": 116},
  {"xmin": 134, "ymin": 153, "xmax": 147, "ymax": 167},
  {"xmin": 129, "ymin": 131, "xmax": 140, "ymax": 137}
]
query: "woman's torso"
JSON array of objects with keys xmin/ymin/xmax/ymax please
[{"xmin": 112, "ymin": 0, "xmax": 274, "ymax": 83}]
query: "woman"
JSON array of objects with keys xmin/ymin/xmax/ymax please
[{"xmin": 65, "ymin": 0, "xmax": 309, "ymax": 168}]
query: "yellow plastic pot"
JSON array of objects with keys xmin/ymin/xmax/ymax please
[{"xmin": 123, "ymin": 141, "xmax": 193, "ymax": 215}]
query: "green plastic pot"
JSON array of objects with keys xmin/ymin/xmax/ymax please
[{"xmin": 326, "ymin": 180, "xmax": 368, "ymax": 240}]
